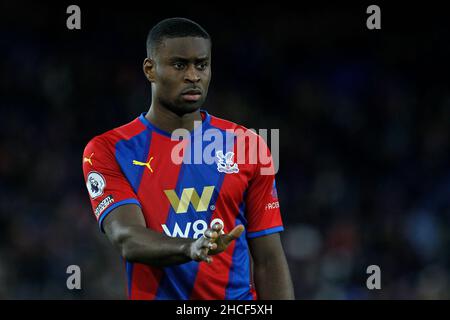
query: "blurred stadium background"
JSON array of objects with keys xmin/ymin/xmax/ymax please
[{"xmin": 0, "ymin": 2, "xmax": 449, "ymax": 299}]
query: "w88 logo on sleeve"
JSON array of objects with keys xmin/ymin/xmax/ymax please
[{"xmin": 162, "ymin": 218, "xmax": 225, "ymax": 239}]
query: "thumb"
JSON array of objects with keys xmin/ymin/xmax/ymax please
[{"xmin": 224, "ymin": 225, "xmax": 245, "ymax": 244}]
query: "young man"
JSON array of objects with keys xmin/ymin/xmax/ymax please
[{"xmin": 82, "ymin": 17, "xmax": 294, "ymax": 300}]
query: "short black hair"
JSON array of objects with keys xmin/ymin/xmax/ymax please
[{"xmin": 146, "ymin": 17, "xmax": 210, "ymax": 58}]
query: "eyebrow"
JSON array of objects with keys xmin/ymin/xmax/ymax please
[{"xmin": 168, "ymin": 56, "xmax": 209, "ymax": 63}]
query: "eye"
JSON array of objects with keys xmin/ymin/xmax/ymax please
[
  {"xmin": 196, "ymin": 62, "xmax": 208, "ymax": 71},
  {"xmin": 173, "ymin": 62, "xmax": 186, "ymax": 70}
]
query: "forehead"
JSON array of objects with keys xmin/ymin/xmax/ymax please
[{"xmin": 157, "ymin": 37, "xmax": 211, "ymax": 60}]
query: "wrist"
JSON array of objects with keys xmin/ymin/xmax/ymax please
[{"xmin": 180, "ymin": 238, "xmax": 196, "ymax": 261}]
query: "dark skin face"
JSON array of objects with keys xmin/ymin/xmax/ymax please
[{"xmin": 143, "ymin": 37, "xmax": 212, "ymax": 132}]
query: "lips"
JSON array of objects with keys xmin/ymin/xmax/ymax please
[
  {"xmin": 181, "ymin": 88, "xmax": 202, "ymax": 102},
  {"xmin": 182, "ymin": 89, "xmax": 202, "ymax": 95}
]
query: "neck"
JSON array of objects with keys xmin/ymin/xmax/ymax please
[{"xmin": 145, "ymin": 103, "xmax": 203, "ymax": 133}]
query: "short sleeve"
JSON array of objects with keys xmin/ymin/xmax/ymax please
[
  {"xmin": 245, "ymin": 136, "xmax": 284, "ymax": 239},
  {"xmin": 82, "ymin": 136, "xmax": 141, "ymax": 232}
]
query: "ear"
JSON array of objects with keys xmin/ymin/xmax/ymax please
[{"xmin": 143, "ymin": 58, "xmax": 156, "ymax": 82}]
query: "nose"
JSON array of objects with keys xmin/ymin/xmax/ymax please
[{"xmin": 184, "ymin": 64, "xmax": 200, "ymax": 83}]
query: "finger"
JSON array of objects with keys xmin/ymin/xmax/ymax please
[
  {"xmin": 204, "ymin": 229, "xmax": 218, "ymax": 240},
  {"xmin": 205, "ymin": 256, "xmax": 213, "ymax": 264},
  {"xmin": 199, "ymin": 237, "xmax": 218, "ymax": 250},
  {"xmin": 194, "ymin": 248, "xmax": 204, "ymax": 260},
  {"xmin": 212, "ymin": 223, "xmax": 223, "ymax": 232},
  {"xmin": 224, "ymin": 224, "xmax": 245, "ymax": 244},
  {"xmin": 208, "ymin": 242, "xmax": 217, "ymax": 250},
  {"xmin": 198, "ymin": 251, "xmax": 213, "ymax": 264},
  {"xmin": 229, "ymin": 224, "xmax": 245, "ymax": 238}
]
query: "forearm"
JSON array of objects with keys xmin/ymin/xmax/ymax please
[
  {"xmin": 254, "ymin": 255, "xmax": 295, "ymax": 299},
  {"xmin": 112, "ymin": 225, "xmax": 194, "ymax": 267}
]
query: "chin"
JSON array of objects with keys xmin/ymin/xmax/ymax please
[
  {"xmin": 170, "ymin": 103, "xmax": 202, "ymax": 117},
  {"xmin": 160, "ymin": 98, "xmax": 205, "ymax": 116},
  {"xmin": 182, "ymin": 102, "xmax": 203, "ymax": 112}
]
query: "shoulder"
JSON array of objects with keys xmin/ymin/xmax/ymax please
[
  {"xmin": 83, "ymin": 117, "xmax": 147, "ymax": 154},
  {"xmin": 209, "ymin": 113, "xmax": 247, "ymax": 131},
  {"xmin": 209, "ymin": 113, "xmax": 266, "ymax": 145},
  {"xmin": 209, "ymin": 114, "xmax": 257, "ymax": 137}
]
